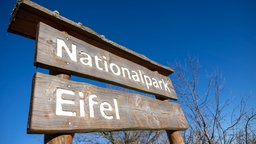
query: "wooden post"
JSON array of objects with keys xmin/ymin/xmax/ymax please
[
  {"xmin": 44, "ymin": 71, "xmax": 73, "ymax": 144},
  {"xmin": 155, "ymin": 96, "xmax": 184, "ymax": 144},
  {"xmin": 44, "ymin": 134, "xmax": 73, "ymax": 144},
  {"xmin": 167, "ymin": 131, "xmax": 184, "ymax": 144}
]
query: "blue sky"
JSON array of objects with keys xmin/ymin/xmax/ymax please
[{"xmin": 1, "ymin": 0, "xmax": 255, "ymax": 143}]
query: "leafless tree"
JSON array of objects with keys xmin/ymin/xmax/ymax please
[
  {"xmin": 73, "ymin": 130, "xmax": 167, "ymax": 144},
  {"xmin": 172, "ymin": 56, "xmax": 255, "ymax": 144},
  {"xmin": 245, "ymin": 112, "xmax": 256, "ymax": 144},
  {"xmin": 99, "ymin": 130, "xmax": 167, "ymax": 144}
]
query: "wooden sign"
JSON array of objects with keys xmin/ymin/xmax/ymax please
[
  {"xmin": 28, "ymin": 72, "xmax": 188, "ymax": 134},
  {"xmin": 8, "ymin": 0, "xmax": 188, "ymax": 142},
  {"xmin": 35, "ymin": 22, "xmax": 177, "ymax": 100}
]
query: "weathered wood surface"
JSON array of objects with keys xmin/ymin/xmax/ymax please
[
  {"xmin": 8, "ymin": 0, "xmax": 173, "ymax": 76},
  {"xmin": 155, "ymin": 96, "xmax": 185, "ymax": 143},
  {"xmin": 28, "ymin": 72, "xmax": 188, "ymax": 134},
  {"xmin": 44, "ymin": 73, "xmax": 73, "ymax": 144},
  {"xmin": 35, "ymin": 22, "xmax": 177, "ymax": 99}
]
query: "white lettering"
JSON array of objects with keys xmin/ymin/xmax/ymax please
[
  {"xmin": 56, "ymin": 88, "xmax": 76, "ymax": 117},
  {"xmin": 79, "ymin": 92, "xmax": 85, "ymax": 117},
  {"xmin": 89, "ymin": 94, "xmax": 98, "ymax": 118},
  {"xmin": 131, "ymin": 71, "xmax": 140, "ymax": 82},
  {"xmin": 114, "ymin": 99, "xmax": 120, "ymax": 119},
  {"xmin": 100, "ymin": 102, "xmax": 113, "ymax": 119},
  {"xmin": 103, "ymin": 56, "xmax": 109, "ymax": 72},
  {"xmin": 57, "ymin": 39, "xmax": 77, "ymax": 62},
  {"xmin": 55, "ymin": 88, "xmax": 121, "ymax": 120},
  {"xmin": 139, "ymin": 70, "xmax": 144, "ymax": 83},
  {"xmin": 144, "ymin": 75, "xmax": 152, "ymax": 89},
  {"xmin": 121, "ymin": 67, "xmax": 131, "ymax": 79},
  {"xmin": 110, "ymin": 63, "xmax": 121, "ymax": 76},
  {"xmin": 162, "ymin": 79, "xmax": 171, "ymax": 92},
  {"xmin": 152, "ymin": 78, "xmax": 160, "ymax": 88},
  {"xmin": 80, "ymin": 52, "xmax": 92, "ymax": 67},
  {"xmin": 158, "ymin": 80, "xmax": 163, "ymax": 89},
  {"xmin": 95, "ymin": 56, "xmax": 103, "ymax": 71},
  {"xmin": 55, "ymin": 40, "xmax": 171, "ymax": 94}
]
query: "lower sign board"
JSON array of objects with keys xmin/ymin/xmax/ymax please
[{"xmin": 28, "ymin": 73, "xmax": 188, "ymax": 134}]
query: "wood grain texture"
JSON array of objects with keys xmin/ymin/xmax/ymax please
[
  {"xmin": 44, "ymin": 134, "xmax": 73, "ymax": 144},
  {"xmin": 155, "ymin": 96, "xmax": 185, "ymax": 144},
  {"xmin": 35, "ymin": 22, "xmax": 177, "ymax": 99},
  {"xmin": 8, "ymin": 0, "xmax": 173, "ymax": 76},
  {"xmin": 44, "ymin": 73, "xmax": 73, "ymax": 144},
  {"xmin": 28, "ymin": 72, "xmax": 188, "ymax": 134},
  {"xmin": 168, "ymin": 131, "xmax": 185, "ymax": 144}
]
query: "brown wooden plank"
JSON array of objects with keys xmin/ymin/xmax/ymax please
[
  {"xmin": 35, "ymin": 22, "xmax": 177, "ymax": 99},
  {"xmin": 155, "ymin": 96, "xmax": 185, "ymax": 143},
  {"xmin": 8, "ymin": 0, "xmax": 173, "ymax": 76},
  {"xmin": 28, "ymin": 72, "xmax": 188, "ymax": 134}
]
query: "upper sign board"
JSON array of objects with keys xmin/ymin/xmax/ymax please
[
  {"xmin": 8, "ymin": 0, "xmax": 173, "ymax": 76},
  {"xmin": 28, "ymin": 73, "xmax": 188, "ymax": 133},
  {"xmin": 35, "ymin": 22, "xmax": 177, "ymax": 99}
]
